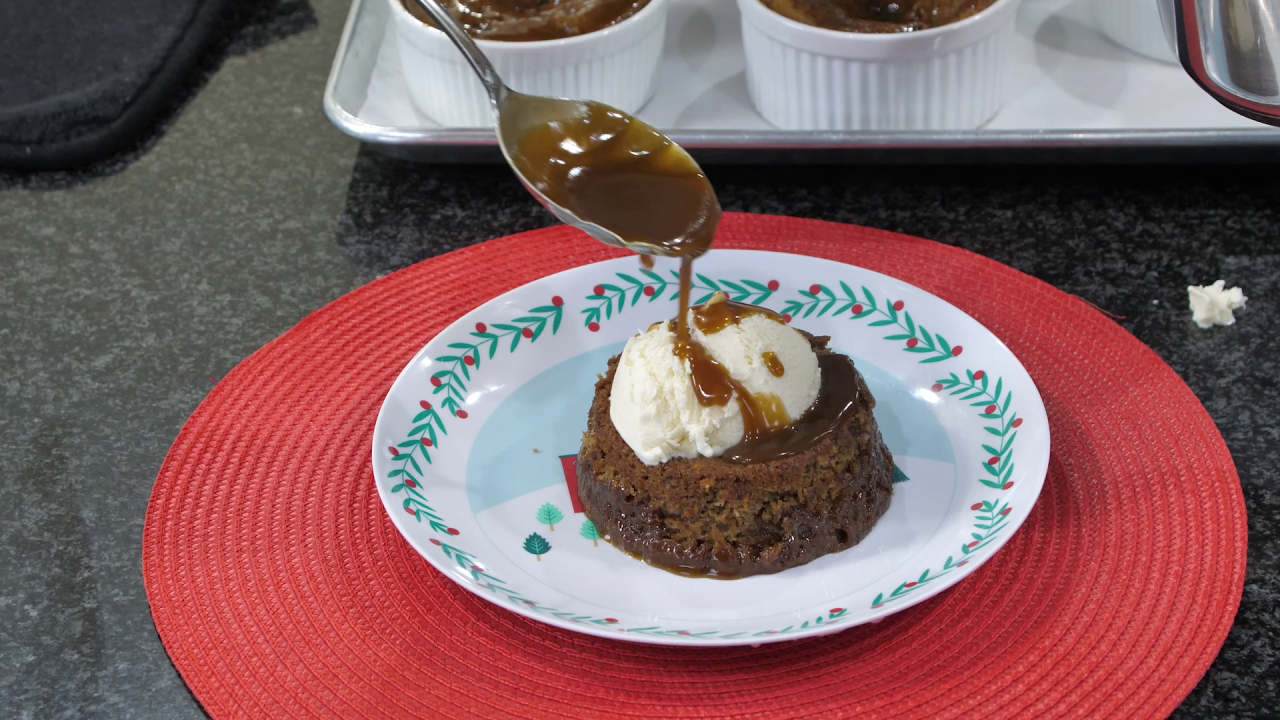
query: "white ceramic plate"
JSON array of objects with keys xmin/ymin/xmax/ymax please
[{"xmin": 372, "ymin": 250, "xmax": 1049, "ymax": 646}]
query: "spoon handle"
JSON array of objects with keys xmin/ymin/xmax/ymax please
[{"xmin": 408, "ymin": 0, "xmax": 509, "ymax": 108}]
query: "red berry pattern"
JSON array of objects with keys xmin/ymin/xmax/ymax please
[
  {"xmin": 875, "ymin": 360, "xmax": 1026, "ymax": 610},
  {"xmin": 588, "ymin": 321, "xmax": 600, "ymax": 332},
  {"xmin": 788, "ymin": 284, "xmax": 957, "ymax": 363},
  {"xmin": 551, "ymin": 296, "xmax": 563, "ymax": 307},
  {"xmin": 419, "ymin": 400, "xmax": 431, "ymax": 410},
  {"xmin": 767, "ymin": 280, "xmax": 780, "ymax": 291},
  {"xmin": 475, "ymin": 322, "xmax": 486, "ymax": 333}
]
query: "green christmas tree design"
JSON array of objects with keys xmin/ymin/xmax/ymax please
[
  {"xmin": 536, "ymin": 502, "xmax": 564, "ymax": 531},
  {"xmin": 579, "ymin": 519, "xmax": 600, "ymax": 547},
  {"xmin": 523, "ymin": 532, "xmax": 551, "ymax": 561}
]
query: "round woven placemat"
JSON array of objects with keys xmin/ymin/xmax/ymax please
[{"xmin": 143, "ymin": 213, "xmax": 1245, "ymax": 719}]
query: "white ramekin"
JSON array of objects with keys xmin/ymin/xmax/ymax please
[
  {"xmin": 1090, "ymin": 0, "xmax": 1176, "ymax": 64},
  {"xmin": 390, "ymin": 0, "xmax": 667, "ymax": 127},
  {"xmin": 737, "ymin": 0, "xmax": 1021, "ymax": 131}
]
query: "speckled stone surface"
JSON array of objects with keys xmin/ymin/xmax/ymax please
[{"xmin": 0, "ymin": 0, "xmax": 1275, "ymax": 717}]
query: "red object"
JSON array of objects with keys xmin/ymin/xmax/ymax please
[
  {"xmin": 852, "ymin": 303, "xmax": 864, "ymax": 314},
  {"xmin": 455, "ymin": 410, "xmax": 468, "ymax": 419},
  {"xmin": 782, "ymin": 314, "xmax": 792, "ymax": 323},
  {"xmin": 143, "ymin": 214, "xmax": 1244, "ymax": 720},
  {"xmin": 893, "ymin": 300, "xmax": 905, "ymax": 311},
  {"xmin": 985, "ymin": 404, "xmax": 998, "ymax": 414},
  {"xmin": 809, "ymin": 284, "xmax": 822, "ymax": 294},
  {"xmin": 551, "ymin": 296, "xmax": 564, "ymax": 306},
  {"xmin": 906, "ymin": 338, "xmax": 919, "ymax": 348},
  {"xmin": 421, "ymin": 438, "xmax": 432, "ymax": 447},
  {"xmin": 521, "ymin": 328, "xmax": 533, "ymax": 338},
  {"xmin": 643, "ymin": 286, "xmax": 655, "ymax": 297},
  {"xmin": 767, "ymin": 280, "xmax": 780, "ymax": 291},
  {"xmin": 974, "ymin": 370, "xmax": 985, "ymax": 380},
  {"xmin": 560, "ymin": 455, "xmax": 583, "ymax": 513},
  {"xmin": 1012, "ymin": 418, "xmax": 1024, "ymax": 428},
  {"xmin": 475, "ymin": 322, "xmax": 486, "ymax": 333},
  {"xmin": 587, "ymin": 322, "xmax": 600, "ymax": 332},
  {"xmin": 971, "ymin": 503, "xmax": 984, "ymax": 511},
  {"xmin": 593, "ymin": 284, "xmax": 605, "ymax": 296},
  {"xmin": 463, "ymin": 355, "xmax": 474, "ymax": 366},
  {"xmin": 952, "ymin": 346, "xmax": 964, "ymax": 356},
  {"xmin": 419, "ymin": 400, "xmax": 431, "ymax": 410},
  {"xmin": 932, "ymin": 383, "xmax": 943, "ymax": 392},
  {"xmin": 429, "ymin": 376, "xmax": 441, "ymax": 387}
]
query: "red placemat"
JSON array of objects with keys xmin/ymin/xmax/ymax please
[{"xmin": 143, "ymin": 213, "xmax": 1246, "ymax": 719}]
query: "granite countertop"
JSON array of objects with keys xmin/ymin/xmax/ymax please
[{"xmin": 0, "ymin": 0, "xmax": 1275, "ymax": 717}]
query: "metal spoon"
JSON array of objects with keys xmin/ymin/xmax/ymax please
[{"xmin": 408, "ymin": 0, "xmax": 708, "ymax": 257}]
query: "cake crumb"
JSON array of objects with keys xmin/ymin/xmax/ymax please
[
  {"xmin": 1188, "ymin": 280, "xmax": 1247, "ymax": 328},
  {"xmin": 532, "ymin": 448, "xmax": 539, "ymax": 453}
]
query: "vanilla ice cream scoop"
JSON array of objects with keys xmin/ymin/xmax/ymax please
[{"xmin": 609, "ymin": 295, "xmax": 822, "ymax": 465}]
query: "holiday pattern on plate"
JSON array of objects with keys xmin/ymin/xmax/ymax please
[{"xmin": 378, "ymin": 258, "xmax": 1041, "ymax": 641}]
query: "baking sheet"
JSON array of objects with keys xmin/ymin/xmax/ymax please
[{"xmin": 324, "ymin": 0, "xmax": 1280, "ymax": 161}]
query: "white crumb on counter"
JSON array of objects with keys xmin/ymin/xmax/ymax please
[{"xmin": 1187, "ymin": 280, "xmax": 1247, "ymax": 328}]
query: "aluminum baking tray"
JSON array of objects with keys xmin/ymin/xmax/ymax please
[{"xmin": 324, "ymin": 0, "xmax": 1280, "ymax": 162}]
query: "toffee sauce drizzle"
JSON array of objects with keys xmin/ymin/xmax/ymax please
[{"xmin": 514, "ymin": 103, "xmax": 860, "ymax": 463}]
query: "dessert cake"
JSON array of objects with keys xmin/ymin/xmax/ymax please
[{"xmin": 577, "ymin": 305, "xmax": 894, "ymax": 578}]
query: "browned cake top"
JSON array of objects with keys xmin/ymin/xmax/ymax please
[
  {"xmin": 760, "ymin": 0, "xmax": 997, "ymax": 32},
  {"xmin": 401, "ymin": 0, "xmax": 651, "ymax": 41}
]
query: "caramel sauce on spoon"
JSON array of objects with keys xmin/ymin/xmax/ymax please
[{"xmin": 513, "ymin": 104, "xmax": 862, "ymax": 463}]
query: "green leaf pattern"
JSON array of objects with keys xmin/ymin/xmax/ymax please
[
  {"xmin": 582, "ymin": 270, "xmax": 776, "ymax": 327},
  {"xmin": 780, "ymin": 284, "xmax": 957, "ymax": 364},
  {"xmin": 870, "ymin": 368, "xmax": 1022, "ymax": 609}
]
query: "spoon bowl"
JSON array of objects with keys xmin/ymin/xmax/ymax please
[{"xmin": 408, "ymin": 0, "xmax": 716, "ymax": 257}]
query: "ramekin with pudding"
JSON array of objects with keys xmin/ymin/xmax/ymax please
[
  {"xmin": 390, "ymin": 0, "xmax": 667, "ymax": 126},
  {"xmin": 737, "ymin": 0, "xmax": 1022, "ymax": 131}
]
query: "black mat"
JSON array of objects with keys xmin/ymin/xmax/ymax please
[{"xmin": 0, "ymin": 0, "xmax": 232, "ymax": 171}]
